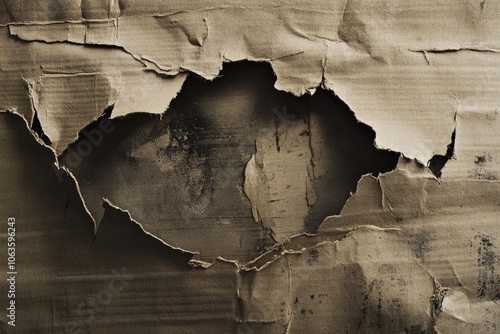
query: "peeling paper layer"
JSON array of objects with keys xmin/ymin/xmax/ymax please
[
  {"xmin": 6, "ymin": 1, "xmax": 500, "ymax": 162},
  {"xmin": 2, "ymin": 105, "xmax": 500, "ymax": 331},
  {"xmin": 0, "ymin": 26, "xmax": 187, "ymax": 154},
  {"xmin": 239, "ymin": 169, "xmax": 500, "ymax": 332},
  {"xmin": 59, "ymin": 62, "xmax": 397, "ymax": 262},
  {"xmin": 30, "ymin": 70, "xmax": 186, "ymax": 153},
  {"xmin": 2, "ymin": 0, "xmax": 500, "ymax": 333}
]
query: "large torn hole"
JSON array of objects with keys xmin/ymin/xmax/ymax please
[{"xmin": 60, "ymin": 61, "xmax": 398, "ymax": 262}]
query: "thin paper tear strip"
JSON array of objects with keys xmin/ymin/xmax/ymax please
[{"xmin": 1, "ymin": 0, "xmax": 500, "ymax": 333}]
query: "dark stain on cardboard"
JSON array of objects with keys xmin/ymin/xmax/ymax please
[
  {"xmin": 307, "ymin": 249, "xmax": 320, "ymax": 265},
  {"xmin": 470, "ymin": 154, "xmax": 497, "ymax": 180},
  {"xmin": 475, "ymin": 234, "xmax": 500, "ymax": 299}
]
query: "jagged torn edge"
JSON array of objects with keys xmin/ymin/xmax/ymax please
[
  {"xmin": 1, "ymin": 107, "xmax": 446, "ymax": 331},
  {"xmin": 101, "ymin": 200, "xmax": 265, "ymax": 270},
  {"xmin": 5, "ymin": 5, "xmax": 465, "ymax": 161},
  {"xmin": 23, "ymin": 73, "xmax": 203, "ymax": 260},
  {"xmin": 237, "ymin": 225, "xmax": 446, "ymax": 331},
  {"xmin": 101, "ymin": 198, "xmax": 201, "ymax": 263},
  {"xmin": 5, "ymin": 23, "xmax": 457, "ymax": 267},
  {"xmin": 242, "ymin": 162, "xmax": 458, "ymax": 272},
  {"xmin": 0, "ymin": 109, "xmax": 215, "ymax": 265},
  {"xmin": 22, "ymin": 71, "xmax": 189, "ymax": 155},
  {"xmin": 4, "ymin": 7, "xmax": 336, "ymax": 84},
  {"xmin": 7, "ymin": 16, "xmax": 455, "ymax": 162},
  {"xmin": 17, "ymin": 59, "xmax": 253, "ymax": 268},
  {"xmin": 102, "ymin": 200, "xmax": 279, "ymax": 270},
  {"xmin": 0, "ymin": 108, "xmax": 94, "ymax": 226},
  {"xmin": 5, "ymin": 77, "xmax": 452, "ymax": 270},
  {"xmin": 0, "ymin": 109, "xmax": 253, "ymax": 270},
  {"xmin": 0, "ymin": 105, "xmax": 460, "ymax": 322}
]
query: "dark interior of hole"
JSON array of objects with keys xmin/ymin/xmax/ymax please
[
  {"xmin": 60, "ymin": 61, "xmax": 398, "ymax": 257},
  {"xmin": 428, "ymin": 129, "xmax": 455, "ymax": 178},
  {"xmin": 306, "ymin": 89, "xmax": 399, "ymax": 232},
  {"xmin": 31, "ymin": 110, "xmax": 52, "ymax": 145},
  {"xmin": 67, "ymin": 103, "xmax": 114, "ymax": 146},
  {"xmin": 92, "ymin": 201, "xmax": 195, "ymax": 268}
]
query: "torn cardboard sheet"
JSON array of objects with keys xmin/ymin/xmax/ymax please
[
  {"xmin": 239, "ymin": 168, "xmax": 500, "ymax": 332},
  {"xmin": 316, "ymin": 170, "xmax": 500, "ymax": 332},
  {"xmin": 2, "ymin": 95, "xmax": 500, "ymax": 332},
  {"xmin": 2, "ymin": 0, "xmax": 500, "ymax": 332},
  {"xmin": 30, "ymin": 70, "xmax": 186, "ymax": 154},
  {"xmin": 0, "ymin": 27, "xmax": 187, "ymax": 154},
  {"xmin": 0, "ymin": 110, "xmax": 235, "ymax": 333},
  {"xmin": 5, "ymin": 1, "xmax": 500, "ymax": 163},
  {"xmin": 59, "ymin": 62, "xmax": 397, "ymax": 262},
  {"xmin": 0, "ymin": 112, "xmax": 425, "ymax": 332},
  {"xmin": 238, "ymin": 227, "xmax": 437, "ymax": 333}
]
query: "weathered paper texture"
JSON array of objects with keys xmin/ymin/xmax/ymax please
[
  {"xmin": 8, "ymin": 0, "xmax": 498, "ymax": 162},
  {"xmin": 1, "ymin": 0, "xmax": 500, "ymax": 333}
]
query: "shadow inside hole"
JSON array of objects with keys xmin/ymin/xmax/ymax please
[
  {"xmin": 428, "ymin": 129, "xmax": 455, "ymax": 178},
  {"xmin": 60, "ymin": 61, "xmax": 399, "ymax": 259},
  {"xmin": 307, "ymin": 90, "xmax": 399, "ymax": 232},
  {"xmin": 31, "ymin": 110, "xmax": 52, "ymax": 145}
]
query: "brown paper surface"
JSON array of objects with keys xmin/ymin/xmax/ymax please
[{"xmin": 1, "ymin": 1, "xmax": 499, "ymax": 332}]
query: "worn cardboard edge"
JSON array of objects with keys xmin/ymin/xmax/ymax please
[
  {"xmin": 4, "ymin": 62, "xmax": 497, "ymax": 270},
  {"xmin": 0, "ymin": 109, "xmax": 388, "ymax": 271},
  {"xmin": 7, "ymin": 20, "xmax": 456, "ymax": 163},
  {"xmin": 0, "ymin": 109, "xmax": 209, "ymax": 263}
]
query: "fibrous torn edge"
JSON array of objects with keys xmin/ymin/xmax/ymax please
[
  {"xmin": 0, "ymin": 63, "xmax": 455, "ymax": 270},
  {"xmin": 0, "ymin": 109, "xmax": 473, "ymax": 331}
]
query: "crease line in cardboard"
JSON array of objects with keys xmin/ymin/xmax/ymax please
[
  {"xmin": 239, "ymin": 226, "xmax": 380, "ymax": 272},
  {"xmin": 409, "ymin": 47, "xmax": 500, "ymax": 54},
  {"xmin": 8, "ymin": 25, "xmax": 158, "ymax": 75}
]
